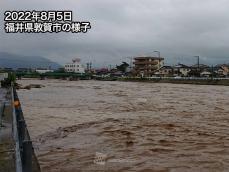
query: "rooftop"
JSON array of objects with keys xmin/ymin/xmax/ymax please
[{"xmin": 134, "ymin": 56, "xmax": 164, "ymax": 60}]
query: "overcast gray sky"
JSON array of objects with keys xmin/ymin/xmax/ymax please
[{"xmin": 1, "ymin": 0, "xmax": 229, "ymax": 67}]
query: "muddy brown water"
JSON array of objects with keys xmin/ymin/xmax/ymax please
[{"xmin": 17, "ymin": 79, "xmax": 229, "ymax": 172}]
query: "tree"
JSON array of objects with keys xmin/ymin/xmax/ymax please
[
  {"xmin": 116, "ymin": 62, "xmax": 129, "ymax": 73},
  {"xmin": 188, "ymin": 70, "xmax": 200, "ymax": 77},
  {"xmin": 1, "ymin": 72, "xmax": 16, "ymax": 87},
  {"xmin": 56, "ymin": 68, "xmax": 65, "ymax": 73}
]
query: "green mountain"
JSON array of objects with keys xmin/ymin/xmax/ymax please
[{"xmin": 0, "ymin": 52, "xmax": 61, "ymax": 69}]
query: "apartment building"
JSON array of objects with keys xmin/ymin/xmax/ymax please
[{"xmin": 133, "ymin": 57, "xmax": 164, "ymax": 77}]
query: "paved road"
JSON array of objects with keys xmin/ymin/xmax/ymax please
[{"xmin": 0, "ymin": 88, "xmax": 15, "ymax": 172}]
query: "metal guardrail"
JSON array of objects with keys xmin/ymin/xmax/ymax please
[
  {"xmin": 0, "ymin": 102, "xmax": 5, "ymax": 127},
  {"xmin": 12, "ymin": 86, "xmax": 32, "ymax": 172},
  {"xmin": 12, "ymin": 87, "xmax": 23, "ymax": 172}
]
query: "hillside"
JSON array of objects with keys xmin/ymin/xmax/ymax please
[{"xmin": 0, "ymin": 52, "xmax": 61, "ymax": 69}]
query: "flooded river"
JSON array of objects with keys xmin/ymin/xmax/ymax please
[{"xmin": 17, "ymin": 79, "xmax": 229, "ymax": 172}]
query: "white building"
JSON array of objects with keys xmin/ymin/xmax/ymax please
[{"xmin": 64, "ymin": 58, "xmax": 85, "ymax": 73}]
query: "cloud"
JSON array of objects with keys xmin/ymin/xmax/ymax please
[{"xmin": 1, "ymin": 0, "xmax": 229, "ymax": 67}]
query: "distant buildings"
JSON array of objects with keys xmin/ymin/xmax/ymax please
[
  {"xmin": 155, "ymin": 66, "xmax": 173, "ymax": 77},
  {"xmin": 1, "ymin": 54, "xmax": 228, "ymax": 79},
  {"xmin": 214, "ymin": 65, "xmax": 229, "ymax": 77},
  {"xmin": 1, "ymin": 68, "xmax": 13, "ymax": 72},
  {"xmin": 95, "ymin": 68, "xmax": 109, "ymax": 75},
  {"xmin": 133, "ymin": 57, "xmax": 164, "ymax": 77},
  {"xmin": 16, "ymin": 68, "xmax": 32, "ymax": 73},
  {"xmin": 132, "ymin": 58, "xmax": 229, "ymax": 78},
  {"xmin": 173, "ymin": 64, "xmax": 191, "ymax": 77},
  {"xmin": 36, "ymin": 68, "xmax": 54, "ymax": 74},
  {"xmin": 64, "ymin": 58, "xmax": 85, "ymax": 73},
  {"xmin": 200, "ymin": 70, "xmax": 212, "ymax": 77}
]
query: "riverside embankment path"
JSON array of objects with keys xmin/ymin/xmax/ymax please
[
  {"xmin": 0, "ymin": 87, "xmax": 41, "ymax": 172},
  {"xmin": 0, "ymin": 88, "xmax": 15, "ymax": 172},
  {"xmin": 17, "ymin": 79, "xmax": 229, "ymax": 172}
]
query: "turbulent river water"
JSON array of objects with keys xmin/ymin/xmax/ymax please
[{"xmin": 17, "ymin": 79, "xmax": 229, "ymax": 172}]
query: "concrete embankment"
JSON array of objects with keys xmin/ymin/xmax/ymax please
[
  {"xmin": 0, "ymin": 87, "xmax": 41, "ymax": 172},
  {"xmin": 119, "ymin": 78, "xmax": 229, "ymax": 86}
]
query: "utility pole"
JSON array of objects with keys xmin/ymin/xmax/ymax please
[
  {"xmin": 89, "ymin": 62, "xmax": 92, "ymax": 71},
  {"xmin": 154, "ymin": 51, "xmax": 161, "ymax": 58},
  {"xmin": 126, "ymin": 57, "xmax": 133, "ymax": 68},
  {"xmin": 86, "ymin": 63, "xmax": 89, "ymax": 71},
  {"xmin": 194, "ymin": 56, "xmax": 200, "ymax": 71},
  {"xmin": 86, "ymin": 62, "xmax": 92, "ymax": 73},
  {"xmin": 211, "ymin": 65, "xmax": 214, "ymax": 80},
  {"xmin": 109, "ymin": 64, "xmax": 112, "ymax": 71}
]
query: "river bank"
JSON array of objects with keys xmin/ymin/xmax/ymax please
[{"xmin": 118, "ymin": 77, "xmax": 229, "ymax": 86}]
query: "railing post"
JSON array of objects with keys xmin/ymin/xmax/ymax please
[
  {"xmin": 18, "ymin": 119, "xmax": 26, "ymax": 149},
  {"xmin": 22, "ymin": 140, "xmax": 32, "ymax": 172},
  {"xmin": 0, "ymin": 102, "xmax": 5, "ymax": 126},
  {"xmin": 0, "ymin": 103, "xmax": 3, "ymax": 127}
]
